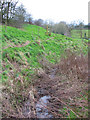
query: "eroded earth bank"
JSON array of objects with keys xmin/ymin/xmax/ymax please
[{"xmin": 2, "ymin": 51, "xmax": 88, "ymax": 118}]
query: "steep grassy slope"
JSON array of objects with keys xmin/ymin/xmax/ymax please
[
  {"xmin": 1, "ymin": 24, "xmax": 88, "ymax": 118},
  {"xmin": 1, "ymin": 24, "xmax": 88, "ymax": 83}
]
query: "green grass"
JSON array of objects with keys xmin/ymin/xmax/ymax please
[
  {"xmin": 71, "ymin": 29, "xmax": 89, "ymax": 39},
  {"xmin": 1, "ymin": 24, "xmax": 88, "ymax": 83}
]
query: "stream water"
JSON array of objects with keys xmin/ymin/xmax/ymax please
[
  {"xmin": 23, "ymin": 68, "xmax": 57, "ymax": 118},
  {"xmin": 36, "ymin": 96, "xmax": 53, "ymax": 118},
  {"xmin": 35, "ymin": 68, "xmax": 57, "ymax": 118}
]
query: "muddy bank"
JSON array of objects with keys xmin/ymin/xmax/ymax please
[
  {"xmin": 2, "ymin": 53, "xmax": 88, "ymax": 118},
  {"xmin": 22, "ymin": 53, "xmax": 88, "ymax": 118},
  {"xmin": 22, "ymin": 68, "xmax": 58, "ymax": 118}
]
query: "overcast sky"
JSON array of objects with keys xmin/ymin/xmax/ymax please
[{"xmin": 18, "ymin": 0, "xmax": 89, "ymax": 24}]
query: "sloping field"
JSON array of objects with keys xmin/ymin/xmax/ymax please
[{"xmin": 1, "ymin": 24, "xmax": 88, "ymax": 118}]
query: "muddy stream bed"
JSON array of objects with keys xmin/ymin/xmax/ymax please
[
  {"xmin": 2, "ymin": 53, "xmax": 88, "ymax": 118},
  {"xmin": 22, "ymin": 68, "xmax": 57, "ymax": 118}
]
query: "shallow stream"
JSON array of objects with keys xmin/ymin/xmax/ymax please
[
  {"xmin": 35, "ymin": 68, "xmax": 57, "ymax": 118},
  {"xmin": 23, "ymin": 68, "xmax": 57, "ymax": 118},
  {"xmin": 36, "ymin": 95, "xmax": 53, "ymax": 118}
]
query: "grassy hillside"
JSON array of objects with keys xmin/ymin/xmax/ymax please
[
  {"xmin": 1, "ymin": 24, "xmax": 88, "ymax": 118},
  {"xmin": 2, "ymin": 24, "xmax": 88, "ymax": 82}
]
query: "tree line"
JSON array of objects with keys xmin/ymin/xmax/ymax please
[
  {"xmin": 0, "ymin": 0, "xmax": 33, "ymax": 27},
  {"xmin": 0, "ymin": 0, "xmax": 88, "ymax": 37}
]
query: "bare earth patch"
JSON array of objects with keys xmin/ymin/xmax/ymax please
[{"xmin": 3, "ymin": 41, "xmax": 30, "ymax": 49}]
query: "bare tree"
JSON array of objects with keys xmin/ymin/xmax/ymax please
[
  {"xmin": 0, "ymin": 0, "xmax": 18, "ymax": 25},
  {"xmin": 25, "ymin": 13, "xmax": 33, "ymax": 24},
  {"xmin": 78, "ymin": 21, "xmax": 84, "ymax": 38},
  {"xmin": 67, "ymin": 22, "xmax": 76, "ymax": 37},
  {"xmin": 52, "ymin": 21, "xmax": 68, "ymax": 35},
  {"xmin": 34, "ymin": 19, "xmax": 44, "ymax": 26},
  {"xmin": 10, "ymin": 4, "xmax": 27, "ymax": 27}
]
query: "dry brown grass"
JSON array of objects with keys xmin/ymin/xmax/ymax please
[
  {"xmin": 34, "ymin": 51, "xmax": 88, "ymax": 118},
  {"xmin": 1, "ymin": 51, "xmax": 88, "ymax": 118}
]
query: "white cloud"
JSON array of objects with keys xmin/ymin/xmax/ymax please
[{"xmin": 18, "ymin": 0, "xmax": 89, "ymax": 24}]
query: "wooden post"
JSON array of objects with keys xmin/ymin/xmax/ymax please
[{"xmin": 46, "ymin": 25, "xmax": 48, "ymax": 35}]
